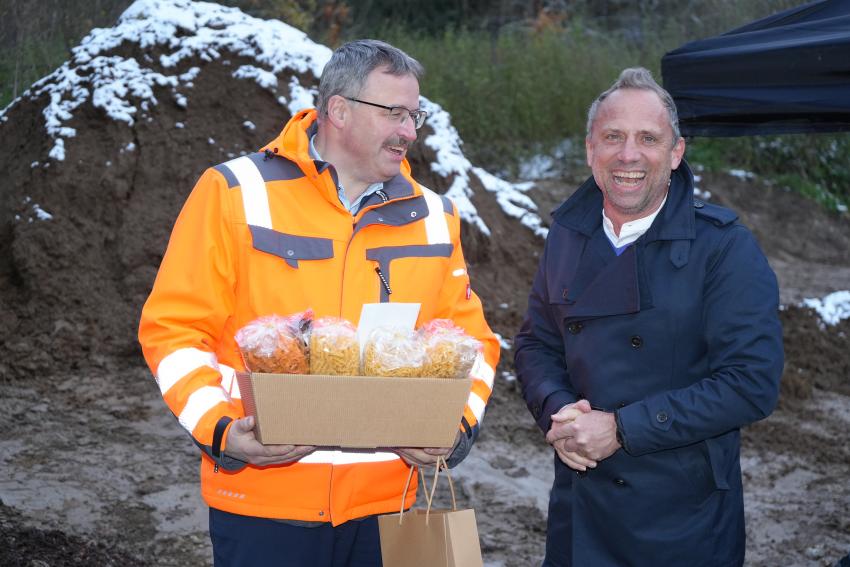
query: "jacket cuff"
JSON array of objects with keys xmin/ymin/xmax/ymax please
[{"xmin": 445, "ymin": 418, "xmax": 477, "ymax": 468}]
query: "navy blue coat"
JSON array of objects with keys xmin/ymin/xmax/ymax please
[{"xmin": 514, "ymin": 161, "xmax": 783, "ymax": 567}]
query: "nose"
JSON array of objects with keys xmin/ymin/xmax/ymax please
[
  {"xmin": 399, "ymin": 115, "xmax": 417, "ymax": 142},
  {"xmin": 617, "ymin": 136, "xmax": 640, "ymax": 163}
]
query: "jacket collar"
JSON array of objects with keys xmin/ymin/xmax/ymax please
[
  {"xmin": 553, "ymin": 160, "xmax": 696, "ymax": 242},
  {"xmin": 261, "ymin": 109, "xmax": 418, "ymax": 206}
]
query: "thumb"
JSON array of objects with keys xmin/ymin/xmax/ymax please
[{"xmin": 234, "ymin": 415, "xmax": 255, "ymax": 431}]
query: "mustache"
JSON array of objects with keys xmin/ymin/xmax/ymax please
[{"xmin": 383, "ymin": 137, "xmax": 410, "ymax": 149}]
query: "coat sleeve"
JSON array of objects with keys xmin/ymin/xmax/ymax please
[
  {"xmin": 514, "ymin": 234, "xmax": 580, "ymax": 434},
  {"xmin": 433, "ymin": 203, "xmax": 500, "ymax": 467},
  {"xmin": 616, "ymin": 225, "xmax": 783, "ymax": 456},
  {"xmin": 138, "ymin": 167, "xmax": 245, "ymax": 469}
]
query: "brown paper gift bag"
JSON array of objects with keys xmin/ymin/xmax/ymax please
[{"xmin": 379, "ymin": 456, "xmax": 484, "ymax": 567}]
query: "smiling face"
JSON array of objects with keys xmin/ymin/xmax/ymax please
[
  {"xmin": 586, "ymin": 88, "xmax": 685, "ymax": 230},
  {"xmin": 336, "ymin": 67, "xmax": 420, "ymax": 187}
]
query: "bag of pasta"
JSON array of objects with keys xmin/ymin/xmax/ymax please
[
  {"xmin": 419, "ymin": 319, "xmax": 481, "ymax": 379},
  {"xmin": 310, "ymin": 317, "xmax": 360, "ymax": 376},
  {"xmin": 235, "ymin": 311, "xmax": 312, "ymax": 374},
  {"xmin": 363, "ymin": 326, "xmax": 426, "ymax": 378}
]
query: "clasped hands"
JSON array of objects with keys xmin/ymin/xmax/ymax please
[
  {"xmin": 546, "ymin": 399, "xmax": 621, "ymax": 472},
  {"xmin": 224, "ymin": 416, "xmax": 453, "ymax": 467}
]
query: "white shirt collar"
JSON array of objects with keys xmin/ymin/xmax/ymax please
[
  {"xmin": 602, "ymin": 193, "xmax": 668, "ymax": 249},
  {"xmin": 309, "ymin": 134, "xmax": 383, "ymax": 213}
]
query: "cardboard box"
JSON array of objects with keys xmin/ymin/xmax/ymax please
[{"xmin": 236, "ymin": 372, "xmax": 472, "ymax": 448}]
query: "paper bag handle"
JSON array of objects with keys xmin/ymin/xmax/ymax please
[{"xmin": 396, "ymin": 456, "xmax": 457, "ymax": 526}]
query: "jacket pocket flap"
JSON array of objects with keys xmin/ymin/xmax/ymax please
[{"xmin": 249, "ymin": 225, "xmax": 333, "ymax": 267}]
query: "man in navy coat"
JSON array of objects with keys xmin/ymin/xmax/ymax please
[{"xmin": 514, "ymin": 67, "xmax": 783, "ymax": 567}]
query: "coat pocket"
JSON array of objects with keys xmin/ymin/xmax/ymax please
[
  {"xmin": 249, "ymin": 225, "xmax": 334, "ymax": 268},
  {"xmin": 674, "ymin": 441, "xmax": 719, "ymax": 502}
]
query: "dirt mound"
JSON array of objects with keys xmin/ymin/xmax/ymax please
[
  {"xmin": 779, "ymin": 306, "xmax": 850, "ymax": 403},
  {"xmin": 0, "ymin": 4, "xmax": 540, "ymax": 380}
]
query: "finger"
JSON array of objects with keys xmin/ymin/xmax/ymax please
[
  {"xmin": 554, "ymin": 447, "xmax": 585, "ymax": 471},
  {"xmin": 574, "ymin": 399, "xmax": 592, "ymax": 413},
  {"xmin": 546, "ymin": 422, "xmax": 578, "ymax": 445},
  {"xmin": 550, "ymin": 408, "xmax": 584, "ymax": 423},
  {"xmin": 423, "ymin": 447, "xmax": 451, "ymax": 455},
  {"xmin": 565, "ymin": 450, "xmax": 596, "ymax": 469}
]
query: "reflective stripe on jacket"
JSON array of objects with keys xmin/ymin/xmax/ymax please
[{"xmin": 139, "ymin": 109, "xmax": 499, "ymax": 525}]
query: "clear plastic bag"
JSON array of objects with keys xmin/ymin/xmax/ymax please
[
  {"xmin": 363, "ymin": 326, "xmax": 426, "ymax": 378},
  {"xmin": 234, "ymin": 310, "xmax": 313, "ymax": 374},
  {"xmin": 309, "ymin": 317, "xmax": 360, "ymax": 376},
  {"xmin": 419, "ymin": 319, "xmax": 481, "ymax": 379}
]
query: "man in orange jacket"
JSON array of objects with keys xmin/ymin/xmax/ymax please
[{"xmin": 139, "ymin": 39, "xmax": 499, "ymax": 566}]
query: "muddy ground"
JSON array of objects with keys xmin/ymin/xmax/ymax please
[{"xmin": 1, "ymin": 167, "xmax": 849, "ymax": 566}]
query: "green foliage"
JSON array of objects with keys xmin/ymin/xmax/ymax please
[
  {"xmin": 687, "ymin": 135, "xmax": 850, "ymax": 212},
  {"xmin": 0, "ymin": 36, "xmax": 70, "ymax": 107},
  {"xmin": 379, "ymin": 24, "xmax": 664, "ymax": 170}
]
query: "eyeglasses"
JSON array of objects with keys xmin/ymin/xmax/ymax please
[{"xmin": 344, "ymin": 97, "xmax": 428, "ymax": 130}]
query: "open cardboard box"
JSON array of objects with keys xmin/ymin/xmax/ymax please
[{"xmin": 236, "ymin": 372, "xmax": 472, "ymax": 448}]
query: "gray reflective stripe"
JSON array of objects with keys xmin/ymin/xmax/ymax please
[
  {"xmin": 366, "ymin": 243, "xmax": 454, "ymax": 302},
  {"xmin": 245, "ymin": 152, "xmax": 305, "ymax": 182},
  {"xmin": 249, "ymin": 225, "xmax": 334, "ymax": 268},
  {"xmin": 440, "ymin": 195, "xmax": 454, "ymax": 216},
  {"xmin": 354, "ymin": 196, "xmax": 429, "ymax": 236},
  {"xmin": 213, "ymin": 163, "xmax": 239, "ymax": 189}
]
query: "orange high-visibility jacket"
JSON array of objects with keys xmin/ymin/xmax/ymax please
[{"xmin": 138, "ymin": 109, "xmax": 499, "ymax": 525}]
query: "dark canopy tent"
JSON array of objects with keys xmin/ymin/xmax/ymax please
[{"xmin": 661, "ymin": 0, "xmax": 850, "ymax": 137}]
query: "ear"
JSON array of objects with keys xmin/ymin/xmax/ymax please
[
  {"xmin": 325, "ymin": 95, "xmax": 348, "ymax": 129},
  {"xmin": 585, "ymin": 135, "xmax": 593, "ymax": 167},
  {"xmin": 670, "ymin": 137, "xmax": 686, "ymax": 170}
]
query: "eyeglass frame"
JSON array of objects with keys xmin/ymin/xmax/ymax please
[{"xmin": 343, "ymin": 96, "xmax": 428, "ymax": 130}]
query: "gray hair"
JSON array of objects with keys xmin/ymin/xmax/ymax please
[
  {"xmin": 586, "ymin": 67, "xmax": 681, "ymax": 141},
  {"xmin": 316, "ymin": 39, "xmax": 424, "ymax": 116}
]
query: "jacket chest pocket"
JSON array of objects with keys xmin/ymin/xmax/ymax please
[
  {"xmin": 366, "ymin": 244, "xmax": 453, "ymax": 303},
  {"xmin": 249, "ymin": 225, "xmax": 334, "ymax": 268}
]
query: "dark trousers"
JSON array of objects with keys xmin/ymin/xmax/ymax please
[{"xmin": 209, "ymin": 508, "xmax": 383, "ymax": 567}]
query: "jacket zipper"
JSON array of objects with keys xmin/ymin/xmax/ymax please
[{"xmin": 374, "ymin": 266, "xmax": 392, "ymax": 296}]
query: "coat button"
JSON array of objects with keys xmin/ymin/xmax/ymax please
[
  {"xmin": 617, "ymin": 402, "xmax": 627, "ymax": 409},
  {"xmin": 532, "ymin": 404, "xmax": 541, "ymax": 419},
  {"xmin": 576, "ymin": 471, "xmax": 587, "ymax": 478},
  {"xmin": 613, "ymin": 478, "xmax": 626, "ymax": 486},
  {"xmin": 656, "ymin": 411, "xmax": 668, "ymax": 423},
  {"xmin": 694, "ymin": 200, "xmax": 705, "ymax": 208},
  {"xmin": 630, "ymin": 335, "xmax": 643, "ymax": 348},
  {"xmin": 286, "ymin": 249, "xmax": 295, "ymax": 257},
  {"xmin": 568, "ymin": 322, "xmax": 583, "ymax": 335}
]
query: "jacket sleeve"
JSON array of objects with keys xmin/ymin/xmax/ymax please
[
  {"xmin": 433, "ymin": 204, "xmax": 500, "ymax": 467},
  {"xmin": 617, "ymin": 225, "xmax": 784, "ymax": 456},
  {"xmin": 513, "ymin": 234, "xmax": 579, "ymax": 434},
  {"xmin": 138, "ymin": 167, "xmax": 245, "ymax": 470}
]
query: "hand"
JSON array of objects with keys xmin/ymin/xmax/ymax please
[
  {"xmin": 224, "ymin": 416, "xmax": 316, "ymax": 466},
  {"xmin": 394, "ymin": 432, "xmax": 460, "ymax": 467},
  {"xmin": 547, "ymin": 400, "xmax": 597, "ymax": 471},
  {"xmin": 547, "ymin": 399, "xmax": 592, "ymax": 443},
  {"xmin": 549, "ymin": 410, "xmax": 621, "ymax": 462},
  {"xmin": 552, "ymin": 438, "xmax": 598, "ymax": 471}
]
